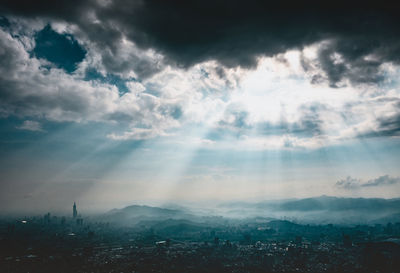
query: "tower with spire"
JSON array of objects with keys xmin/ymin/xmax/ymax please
[{"xmin": 73, "ymin": 202, "xmax": 78, "ymax": 218}]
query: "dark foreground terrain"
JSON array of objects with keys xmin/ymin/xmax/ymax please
[{"xmin": 1, "ymin": 214, "xmax": 400, "ymax": 273}]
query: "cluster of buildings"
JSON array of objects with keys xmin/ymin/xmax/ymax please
[{"xmin": 1, "ymin": 203, "xmax": 399, "ymax": 272}]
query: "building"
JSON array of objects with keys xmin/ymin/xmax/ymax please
[{"xmin": 73, "ymin": 202, "xmax": 78, "ymax": 218}]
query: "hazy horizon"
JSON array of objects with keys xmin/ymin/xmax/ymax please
[{"xmin": 2, "ymin": 194, "xmax": 400, "ymax": 217}]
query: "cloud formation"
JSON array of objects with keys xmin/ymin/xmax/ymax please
[
  {"xmin": 16, "ymin": 120, "xmax": 44, "ymax": 132},
  {"xmin": 1, "ymin": 1, "xmax": 400, "ymax": 85},
  {"xmin": 336, "ymin": 175, "xmax": 400, "ymax": 189},
  {"xmin": 0, "ymin": 26, "xmax": 186, "ymax": 139},
  {"xmin": 1, "ymin": 4, "xmax": 400, "ymax": 146}
]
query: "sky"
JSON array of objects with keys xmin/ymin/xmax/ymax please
[{"xmin": 0, "ymin": 1, "xmax": 400, "ymax": 213}]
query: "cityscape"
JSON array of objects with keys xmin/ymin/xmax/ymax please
[{"xmin": 1, "ymin": 199, "xmax": 400, "ymax": 272}]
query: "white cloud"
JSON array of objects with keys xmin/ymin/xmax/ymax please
[
  {"xmin": 0, "ymin": 27, "xmax": 185, "ymax": 139},
  {"xmin": 16, "ymin": 120, "xmax": 44, "ymax": 132},
  {"xmin": 1, "ymin": 22, "xmax": 400, "ymax": 149},
  {"xmin": 125, "ymin": 81, "xmax": 146, "ymax": 95},
  {"xmin": 107, "ymin": 127, "xmax": 167, "ymax": 140}
]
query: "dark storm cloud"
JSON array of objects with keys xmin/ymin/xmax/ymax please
[
  {"xmin": 302, "ymin": 39, "xmax": 387, "ymax": 87},
  {"xmin": 1, "ymin": 0, "xmax": 400, "ymax": 84}
]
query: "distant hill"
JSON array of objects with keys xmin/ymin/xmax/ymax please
[
  {"xmin": 107, "ymin": 204, "xmax": 182, "ymax": 217},
  {"xmin": 221, "ymin": 196, "xmax": 400, "ymax": 212},
  {"xmin": 100, "ymin": 205, "xmax": 190, "ymax": 225},
  {"xmin": 101, "ymin": 196, "xmax": 400, "ymax": 226},
  {"xmin": 218, "ymin": 196, "xmax": 400, "ymax": 224}
]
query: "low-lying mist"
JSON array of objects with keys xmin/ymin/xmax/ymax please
[{"xmin": 92, "ymin": 196, "xmax": 400, "ymax": 227}]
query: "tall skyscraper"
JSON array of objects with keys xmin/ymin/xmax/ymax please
[{"xmin": 73, "ymin": 202, "xmax": 77, "ymax": 218}]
